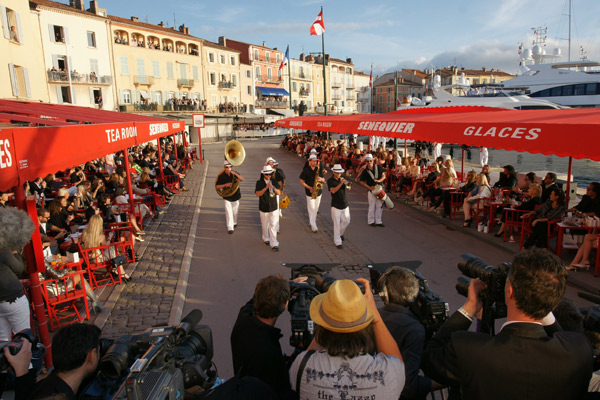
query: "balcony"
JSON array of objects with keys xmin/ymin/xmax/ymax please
[
  {"xmin": 332, "ymin": 93, "xmax": 342, "ymax": 100},
  {"xmin": 47, "ymin": 70, "xmax": 113, "ymax": 85},
  {"xmin": 331, "ymin": 79, "xmax": 342, "ymax": 88},
  {"xmin": 133, "ymin": 75, "xmax": 155, "ymax": 85},
  {"xmin": 299, "ymin": 89, "xmax": 310, "ymax": 97},
  {"xmin": 177, "ymin": 78, "xmax": 194, "ymax": 88},
  {"xmin": 256, "ymin": 99, "xmax": 288, "ymax": 109},
  {"xmin": 218, "ymin": 81, "xmax": 235, "ymax": 89},
  {"xmin": 346, "ymin": 82, "xmax": 355, "ymax": 89}
]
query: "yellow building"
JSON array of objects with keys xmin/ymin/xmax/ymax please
[
  {"xmin": 1, "ymin": 0, "xmax": 49, "ymax": 101},
  {"xmin": 287, "ymin": 55, "xmax": 314, "ymax": 111},
  {"xmin": 201, "ymin": 40, "xmax": 242, "ymax": 113},
  {"xmin": 307, "ymin": 55, "xmax": 329, "ymax": 114},
  {"xmin": 108, "ymin": 16, "xmax": 204, "ymax": 112}
]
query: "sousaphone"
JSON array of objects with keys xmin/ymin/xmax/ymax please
[{"xmin": 216, "ymin": 140, "xmax": 245, "ymax": 197}]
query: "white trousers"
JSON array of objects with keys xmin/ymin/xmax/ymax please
[
  {"xmin": 260, "ymin": 210, "xmax": 279, "ymax": 248},
  {"xmin": 224, "ymin": 200, "xmax": 239, "ymax": 230},
  {"xmin": 331, "ymin": 207, "xmax": 351, "ymax": 246},
  {"xmin": 276, "ymin": 194, "xmax": 281, "ymax": 229},
  {"xmin": 0, "ymin": 295, "xmax": 30, "ymax": 341},
  {"xmin": 306, "ymin": 195, "xmax": 322, "ymax": 230},
  {"xmin": 367, "ymin": 192, "xmax": 384, "ymax": 224},
  {"xmin": 480, "ymin": 148, "xmax": 489, "ymax": 166}
]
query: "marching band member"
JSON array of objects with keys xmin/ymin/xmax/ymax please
[
  {"xmin": 299, "ymin": 154, "xmax": 325, "ymax": 233},
  {"xmin": 327, "ymin": 164, "xmax": 351, "ymax": 249},
  {"xmin": 215, "ymin": 160, "xmax": 245, "ymax": 234},
  {"xmin": 255, "ymin": 165, "xmax": 281, "ymax": 251},
  {"xmin": 360, "ymin": 153, "xmax": 386, "ymax": 227}
]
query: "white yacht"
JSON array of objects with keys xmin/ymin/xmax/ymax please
[
  {"xmin": 501, "ymin": 27, "xmax": 600, "ymax": 108},
  {"xmin": 409, "ymin": 74, "xmax": 564, "ymax": 110}
]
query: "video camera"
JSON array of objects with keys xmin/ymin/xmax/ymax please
[
  {"xmin": 286, "ymin": 264, "xmax": 364, "ymax": 350},
  {"xmin": 368, "ymin": 263, "xmax": 448, "ymax": 340},
  {"xmin": 456, "ymin": 254, "xmax": 511, "ymax": 334},
  {"xmin": 83, "ymin": 309, "xmax": 216, "ymax": 400}
]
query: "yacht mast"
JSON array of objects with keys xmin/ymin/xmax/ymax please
[{"xmin": 568, "ymin": 0, "xmax": 572, "ymax": 62}]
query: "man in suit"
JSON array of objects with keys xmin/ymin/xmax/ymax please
[{"xmin": 422, "ymin": 248, "xmax": 593, "ymax": 400}]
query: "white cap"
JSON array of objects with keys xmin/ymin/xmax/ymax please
[
  {"xmin": 224, "ymin": 160, "xmax": 232, "ymax": 167},
  {"xmin": 265, "ymin": 157, "xmax": 275, "ymax": 164},
  {"xmin": 261, "ymin": 165, "xmax": 274, "ymax": 174},
  {"xmin": 308, "ymin": 154, "xmax": 318, "ymax": 161},
  {"xmin": 310, "ymin": 149, "xmax": 318, "ymax": 154},
  {"xmin": 364, "ymin": 153, "xmax": 374, "ymax": 160},
  {"xmin": 332, "ymin": 164, "xmax": 344, "ymax": 173}
]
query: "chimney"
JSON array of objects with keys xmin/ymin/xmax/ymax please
[
  {"xmin": 131, "ymin": 16, "xmax": 139, "ymax": 22},
  {"xmin": 70, "ymin": 0, "xmax": 85, "ymax": 10},
  {"xmin": 158, "ymin": 21, "xmax": 165, "ymax": 27},
  {"xmin": 300, "ymin": 53, "xmax": 305, "ymax": 61},
  {"xmin": 325, "ymin": 54, "xmax": 330, "ymax": 64},
  {"xmin": 218, "ymin": 36, "xmax": 226, "ymax": 46},
  {"xmin": 346, "ymin": 58, "xmax": 353, "ymax": 64},
  {"xmin": 178, "ymin": 24, "xmax": 185, "ymax": 33},
  {"xmin": 186, "ymin": 27, "xmax": 189, "ymax": 35},
  {"xmin": 87, "ymin": 0, "xmax": 105, "ymax": 15},
  {"xmin": 482, "ymin": 67, "xmax": 486, "ymax": 72},
  {"xmin": 262, "ymin": 41, "xmax": 266, "ymax": 47},
  {"xmin": 273, "ymin": 47, "xmax": 277, "ymax": 51}
]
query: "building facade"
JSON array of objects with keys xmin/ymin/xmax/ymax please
[
  {"xmin": 202, "ymin": 40, "xmax": 242, "ymax": 113},
  {"xmin": 373, "ymin": 73, "xmax": 421, "ymax": 113},
  {"xmin": 287, "ymin": 55, "xmax": 314, "ymax": 111},
  {"xmin": 354, "ymin": 71, "xmax": 370, "ymax": 113},
  {"xmin": 2, "ymin": 0, "xmax": 49, "ymax": 102}
]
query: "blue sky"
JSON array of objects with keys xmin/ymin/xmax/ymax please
[{"xmin": 99, "ymin": 0, "xmax": 600, "ymax": 75}]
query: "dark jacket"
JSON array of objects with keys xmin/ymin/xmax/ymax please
[{"xmin": 422, "ymin": 311, "xmax": 593, "ymax": 400}]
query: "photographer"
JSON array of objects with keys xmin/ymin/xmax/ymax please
[
  {"xmin": 230, "ymin": 274, "xmax": 293, "ymax": 399},
  {"xmin": 378, "ymin": 267, "xmax": 441, "ymax": 400},
  {"xmin": 422, "ymin": 248, "xmax": 593, "ymax": 400},
  {"xmin": 32, "ymin": 323, "xmax": 102, "ymax": 400},
  {"xmin": 290, "ymin": 279, "xmax": 405, "ymax": 399}
]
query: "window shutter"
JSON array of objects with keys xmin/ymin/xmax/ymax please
[
  {"xmin": 71, "ymin": 87, "xmax": 76, "ymax": 104},
  {"xmin": 48, "ymin": 24, "xmax": 54, "ymax": 42},
  {"xmin": 15, "ymin": 12, "xmax": 23, "ymax": 44},
  {"xmin": 56, "ymin": 86, "xmax": 63, "ymax": 104},
  {"xmin": 8, "ymin": 64, "xmax": 19, "ymax": 96},
  {"xmin": 89, "ymin": 87, "xmax": 95, "ymax": 104},
  {"xmin": 63, "ymin": 26, "xmax": 69, "ymax": 44},
  {"xmin": 52, "ymin": 55, "xmax": 59, "ymax": 69},
  {"xmin": 23, "ymin": 67, "xmax": 31, "ymax": 98},
  {"xmin": 1, "ymin": 6, "xmax": 9, "ymax": 39}
]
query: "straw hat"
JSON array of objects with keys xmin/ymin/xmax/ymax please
[
  {"xmin": 331, "ymin": 164, "xmax": 344, "ymax": 173},
  {"xmin": 364, "ymin": 154, "xmax": 374, "ymax": 160},
  {"xmin": 309, "ymin": 280, "xmax": 374, "ymax": 333},
  {"xmin": 261, "ymin": 165, "xmax": 274, "ymax": 174},
  {"xmin": 265, "ymin": 157, "xmax": 275, "ymax": 164},
  {"xmin": 308, "ymin": 154, "xmax": 318, "ymax": 161},
  {"xmin": 223, "ymin": 160, "xmax": 232, "ymax": 167}
]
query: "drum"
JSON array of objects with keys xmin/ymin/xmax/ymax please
[
  {"xmin": 279, "ymin": 191, "xmax": 290, "ymax": 209},
  {"xmin": 370, "ymin": 184, "xmax": 395, "ymax": 209}
]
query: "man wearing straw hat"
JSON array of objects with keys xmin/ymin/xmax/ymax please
[
  {"xmin": 216, "ymin": 160, "xmax": 245, "ymax": 234},
  {"xmin": 255, "ymin": 165, "xmax": 281, "ymax": 251},
  {"xmin": 290, "ymin": 279, "xmax": 405, "ymax": 399},
  {"xmin": 299, "ymin": 154, "xmax": 325, "ymax": 233},
  {"xmin": 327, "ymin": 164, "xmax": 350, "ymax": 249}
]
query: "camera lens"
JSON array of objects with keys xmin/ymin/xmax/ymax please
[{"xmin": 100, "ymin": 341, "xmax": 133, "ymax": 380}]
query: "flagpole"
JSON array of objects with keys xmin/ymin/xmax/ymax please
[
  {"xmin": 287, "ymin": 46, "xmax": 292, "ymax": 110},
  {"xmin": 370, "ymin": 63, "xmax": 373, "ymax": 114},
  {"xmin": 394, "ymin": 70, "xmax": 398, "ymax": 150},
  {"xmin": 321, "ymin": 6, "xmax": 327, "ymax": 116}
]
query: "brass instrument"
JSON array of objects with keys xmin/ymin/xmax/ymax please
[
  {"xmin": 215, "ymin": 140, "xmax": 245, "ymax": 198},
  {"xmin": 311, "ymin": 160, "xmax": 322, "ymax": 199}
]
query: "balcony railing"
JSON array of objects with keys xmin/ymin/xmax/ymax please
[
  {"xmin": 256, "ymin": 99, "xmax": 288, "ymax": 108},
  {"xmin": 346, "ymin": 82, "xmax": 355, "ymax": 89},
  {"xmin": 331, "ymin": 79, "xmax": 342, "ymax": 88},
  {"xmin": 299, "ymin": 89, "xmax": 310, "ymax": 97},
  {"xmin": 332, "ymin": 93, "xmax": 342, "ymax": 100},
  {"xmin": 47, "ymin": 70, "xmax": 113, "ymax": 85},
  {"xmin": 218, "ymin": 81, "xmax": 235, "ymax": 89},
  {"xmin": 133, "ymin": 75, "xmax": 155, "ymax": 85},
  {"xmin": 177, "ymin": 78, "xmax": 194, "ymax": 87}
]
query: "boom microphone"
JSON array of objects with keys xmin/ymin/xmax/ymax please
[
  {"xmin": 578, "ymin": 291, "xmax": 600, "ymax": 305},
  {"xmin": 175, "ymin": 309, "xmax": 203, "ymax": 339}
]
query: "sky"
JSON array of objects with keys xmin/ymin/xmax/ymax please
[{"xmin": 98, "ymin": 0, "xmax": 600, "ymax": 76}]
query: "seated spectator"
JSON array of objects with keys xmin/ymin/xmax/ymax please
[
  {"xmin": 48, "ymin": 198, "xmax": 74, "ymax": 232},
  {"xmin": 426, "ymin": 160, "xmax": 457, "ymax": 209},
  {"xmin": 31, "ymin": 323, "xmax": 102, "ymax": 399},
  {"xmin": 113, "ymin": 187, "xmax": 146, "ymax": 241},
  {"xmin": 569, "ymin": 182, "xmax": 600, "ymax": 218},
  {"xmin": 463, "ymin": 173, "xmax": 492, "ymax": 227},
  {"xmin": 495, "ymin": 183, "xmax": 543, "ymax": 237},
  {"xmin": 290, "ymin": 279, "xmax": 405, "ymax": 399},
  {"xmin": 523, "ymin": 187, "xmax": 567, "ymax": 249},
  {"xmin": 82, "ymin": 214, "xmax": 130, "ymax": 282},
  {"xmin": 493, "ymin": 165, "xmax": 518, "ymax": 190},
  {"xmin": 440, "ymin": 170, "xmax": 478, "ymax": 218},
  {"xmin": 512, "ymin": 171, "xmax": 537, "ymax": 196},
  {"xmin": 567, "ymin": 233, "xmax": 599, "ymax": 271},
  {"xmin": 409, "ymin": 164, "xmax": 440, "ymax": 204},
  {"xmin": 541, "ymin": 172, "xmax": 559, "ymax": 203},
  {"xmin": 0, "ymin": 191, "xmax": 12, "ymax": 208}
]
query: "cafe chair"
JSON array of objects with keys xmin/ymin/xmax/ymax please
[{"xmin": 40, "ymin": 270, "xmax": 89, "ymax": 330}]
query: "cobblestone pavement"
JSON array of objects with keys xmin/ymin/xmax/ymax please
[{"xmin": 94, "ymin": 161, "xmax": 206, "ymax": 338}]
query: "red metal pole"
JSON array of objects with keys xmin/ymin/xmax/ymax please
[
  {"xmin": 461, "ymin": 148, "xmax": 465, "ymax": 182},
  {"xmin": 16, "ymin": 186, "xmax": 53, "ymax": 367},
  {"xmin": 157, "ymin": 138, "xmax": 165, "ymax": 182},
  {"xmin": 566, "ymin": 156, "xmax": 573, "ymax": 206},
  {"xmin": 197, "ymin": 128, "xmax": 203, "ymax": 164},
  {"xmin": 123, "ymin": 151, "xmax": 135, "ymax": 213},
  {"xmin": 172, "ymin": 133, "xmax": 179, "ymax": 166},
  {"xmin": 404, "ymin": 139, "xmax": 407, "ymax": 158}
]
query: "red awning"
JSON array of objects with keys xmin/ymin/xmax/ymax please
[
  {"xmin": 0, "ymin": 100, "xmax": 184, "ymax": 191},
  {"xmin": 275, "ymin": 107, "xmax": 600, "ymax": 161}
]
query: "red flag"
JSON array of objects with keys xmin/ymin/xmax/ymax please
[
  {"xmin": 310, "ymin": 10, "xmax": 325, "ymax": 36},
  {"xmin": 369, "ymin": 71, "xmax": 373, "ymax": 88}
]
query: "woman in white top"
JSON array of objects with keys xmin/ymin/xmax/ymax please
[{"xmin": 463, "ymin": 173, "xmax": 492, "ymax": 227}]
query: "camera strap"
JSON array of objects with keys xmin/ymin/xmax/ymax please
[{"xmin": 295, "ymin": 350, "xmax": 315, "ymax": 397}]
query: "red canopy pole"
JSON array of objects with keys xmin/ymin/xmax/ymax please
[
  {"xmin": 404, "ymin": 140, "xmax": 407, "ymax": 158},
  {"xmin": 172, "ymin": 133, "xmax": 179, "ymax": 166},
  {"xmin": 566, "ymin": 156, "xmax": 573, "ymax": 206},
  {"xmin": 461, "ymin": 148, "xmax": 465, "ymax": 182},
  {"xmin": 157, "ymin": 138, "xmax": 165, "ymax": 182},
  {"xmin": 197, "ymin": 130, "xmax": 203, "ymax": 164},
  {"xmin": 15, "ymin": 186, "xmax": 53, "ymax": 367},
  {"xmin": 123, "ymin": 151, "xmax": 135, "ymax": 213}
]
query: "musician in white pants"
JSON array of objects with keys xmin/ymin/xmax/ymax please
[
  {"xmin": 359, "ymin": 153, "xmax": 386, "ymax": 227},
  {"xmin": 299, "ymin": 154, "xmax": 325, "ymax": 233},
  {"xmin": 216, "ymin": 160, "xmax": 245, "ymax": 234},
  {"xmin": 327, "ymin": 164, "xmax": 351, "ymax": 249},
  {"xmin": 255, "ymin": 165, "xmax": 281, "ymax": 251}
]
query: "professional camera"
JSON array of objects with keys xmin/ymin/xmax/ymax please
[
  {"xmin": 0, "ymin": 329, "xmax": 38, "ymax": 372},
  {"xmin": 368, "ymin": 264, "xmax": 448, "ymax": 340},
  {"xmin": 456, "ymin": 254, "xmax": 511, "ymax": 333},
  {"xmin": 286, "ymin": 264, "xmax": 365, "ymax": 350},
  {"xmin": 83, "ymin": 309, "xmax": 216, "ymax": 400}
]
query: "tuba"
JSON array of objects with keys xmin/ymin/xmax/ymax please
[{"xmin": 216, "ymin": 140, "xmax": 245, "ymax": 198}]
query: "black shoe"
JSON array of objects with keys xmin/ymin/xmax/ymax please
[
  {"xmin": 228, "ymin": 230, "xmax": 233, "ymax": 234},
  {"xmin": 376, "ymin": 223, "xmax": 384, "ymax": 227},
  {"xmin": 336, "ymin": 245, "xmax": 343, "ymax": 249},
  {"xmin": 234, "ymin": 224, "xmax": 237, "ymax": 227},
  {"xmin": 340, "ymin": 235, "xmax": 345, "ymax": 241},
  {"xmin": 264, "ymin": 241, "xmax": 270, "ymax": 246},
  {"xmin": 442, "ymin": 214, "xmax": 450, "ymax": 218},
  {"xmin": 463, "ymin": 219, "xmax": 473, "ymax": 227},
  {"xmin": 494, "ymin": 231, "xmax": 503, "ymax": 237},
  {"xmin": 369, "ymin": 223, "xmax": 376, "ymax": 227},
  {"xmin": 272, "ymin": 246, "xmax": 279, "ymax": 251}
]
